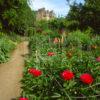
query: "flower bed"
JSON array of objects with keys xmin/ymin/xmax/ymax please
[{"xmin": 20, "ymin": 32, "xmax": 100, "ymax": 100}]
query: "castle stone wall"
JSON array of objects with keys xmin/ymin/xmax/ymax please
[{"xmin": 36, "ymin": 8, "xmax": 55, "ymax": 21}]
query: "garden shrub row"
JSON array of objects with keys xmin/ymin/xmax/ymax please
[
  {"xmin": 20, "ymin": 31, "xmax": 100, "ymax": 100},
  {"xmin": 0, "ymin": 32, "xmax": 16, "ymax": 63}
]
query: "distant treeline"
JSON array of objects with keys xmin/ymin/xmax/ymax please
[{"xmin": 66, "ymin": 0, "xmax": 100, "ymax": 34}]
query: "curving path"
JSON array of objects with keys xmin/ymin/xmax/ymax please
[{"xmin": 0, "ymin": 41, "xmax": 29, "ymax": 100}]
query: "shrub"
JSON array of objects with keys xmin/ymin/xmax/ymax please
[
  {"xmin": 27, "ymin": 27, "xmax": 36, "ymax": 37},
  {"xmin": 66, "ymin": 30, "xmax": 92, "ymax": 50},
  {"xmin": 0, "ymin": 33, "xmax": 16, "ymax": 63}
]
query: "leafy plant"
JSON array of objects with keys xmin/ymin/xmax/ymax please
[{"xmin": 0, "ymin": 33, "xmax": 16, "ymax": 63}]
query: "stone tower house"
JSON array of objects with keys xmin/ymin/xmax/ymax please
[{"xmin": 36, "ymin": 8, "xmax": 55, "ymax": 21}]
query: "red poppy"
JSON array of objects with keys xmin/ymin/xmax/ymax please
[
  {"xmin": 19, "ymin": 97, "xmax": 28, "ymax": 100},
  {"xmin": 28, "ymin": 68, "xmax": 36, "ymax": 74},
  {"xmin": 96, "ymin": 57, "xmax": 100, "ymax": 62},
  {"xmin": 60, "ymin": 70, "xmax": 74, "ymax": 80},
  {"xmin": 47, "ymin": 52, "xmax": 55, "ymax": 56},
  {"xmin": 80, "ymin": 73, "xmax": 94, "ymax": 84},
  {"xmin": 28, "ymin": 68, "xmax": 42, "ymax": 77}
]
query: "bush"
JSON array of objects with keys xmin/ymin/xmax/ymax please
[
  {"xmin": 66, "ymin": 30, "xmax": 92, "ymax": 50},
  {"xmin": 27, "ymin": 27, "xmax": 36, "ymax": 37},
  {"xmin": 0, "ymin": 33, "xmax": 16, "ymax": 63}
]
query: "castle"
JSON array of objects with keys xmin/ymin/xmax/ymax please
[{"xmin": 36, "ymin": 8, "xmax": 55, "ymax": 21}]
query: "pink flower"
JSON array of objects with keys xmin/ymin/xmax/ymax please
[
  {"xmin": 60, "ymin": 70, "xmax": 74, "ymax": 80},
  {"xmin": 96, "ymin": 56, "xmax": 100, "ymax": 62},
  {"xmin": 80, "ymin": 73, "xmax": 94, "ymax": 84}
]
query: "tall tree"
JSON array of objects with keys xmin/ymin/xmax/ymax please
[
  {"xmin": 66, "ymin": 0, "xmax": 100, "ymax": 33},
  {"xmin": 0, "ymin": 0, "xmax": 35, "ymax": 35}
]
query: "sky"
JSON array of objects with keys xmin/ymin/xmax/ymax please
[{"xmin": 29, "ymin": 0, "xmax": 84, "ymax": 17}]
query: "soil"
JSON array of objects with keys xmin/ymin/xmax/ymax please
[{"xmin": 0, "ymin": 41, "xmax": 29, "ymax": 100}]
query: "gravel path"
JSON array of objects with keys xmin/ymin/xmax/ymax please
[{"xmin": 0, "ymin": 41, "xmax": 29, "ymax": 100}]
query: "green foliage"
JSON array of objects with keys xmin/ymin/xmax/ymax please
[
  {"xmin": 91, "ymin": 35, "xmax": 100, "ymax": 46},
  {"xmin": 27, "ymin": 27, "xmax": 36, "ymax": 37},
  {"xmin": 15, "ymin": 3, "xmax": 35, "ymax": 35},
  {"xmin": 0, "ymin": 22, "xmax": 2, "ymax": 30},
  {"xmin": 0, "ymin": 32, "xmax": 16, "ymax": 63},
  {"xmin": 66, "ymin": 0, "xmax": 100, "ymax": 33},
  {"xmin": 2, "ymin": 8, "xmax": 17, "ymax": 26},
  {"xmin": 42, "ymin": 29, "xmax": 53, "ymax": 35},
  {"xmin": 21, "ymin": 31, "xmax": 100, "ymax": 99},
  {"xmin": 66, "ymin": 30, "xmax": 91, "ymax": 49},
  {"xmin": 35, "ymin": 20, "xmax": 49, "ymax": 31},
  {"xmin": 65, "ymin": 20, "xmax": 79, "ymax": 31},
  {"xmin": 48, "ymin": 19, "xmax": 59, "ymax": 30},
  {"xmin": 0, "ymin": 0, "xmax": 35, "ymax": 35},
  {"xmin": 48, "ymin": 18, "xmax": 67, "ymax": 30},
  {"xmin": 8, "ymin": 32, "xmax": 22, "ymax": 42}
]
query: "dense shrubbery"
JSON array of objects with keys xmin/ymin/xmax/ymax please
[
  {"xmin": 0, "ymin": 32, "xmax": 16, "ymax": 63},
  {"xmin": 20, "ymin": 31, "xmax": 100, "ymax": 99}
]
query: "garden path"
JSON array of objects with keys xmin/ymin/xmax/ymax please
[{"xmin": 0, "ymin": 41, "xmax": 29, "ymax": 100}]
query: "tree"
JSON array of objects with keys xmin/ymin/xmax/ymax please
[
  {"xmin": 0, "ymin": 0, "xmax": 35, "ymax": 35},
  {"xmin": 66, "ymin": 0, "xmax": 100, "ymax": 33}
]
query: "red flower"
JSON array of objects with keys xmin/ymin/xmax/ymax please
[
  {"xmin": 28, "ymin": 68, "xmax": 42, "ymax": 77},
  {"xmin": 47, "ymin": 52, "xmax": 55, "ymax": 56},
  {"xmin": 28, "ymin": 68, "xmax": 36, "ymax": 74},
  {"xmin": 80, "ymin": 73, "xmax": 94, "ymax": 84},
  {"xmin": 96, "ymin": 57, "xmax": 100, "ymax": 62},
  {"xmin": 60, "ymin": 70, "xmax": 74, "ymax": 80},
  {"xmin": 19, "ymin": 97, "xmax": 28, "ymax": 100}
]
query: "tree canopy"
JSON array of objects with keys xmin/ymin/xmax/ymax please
[
  {"xmin": 0, "ymin": 0, "xmax": 35, "ymax": 35},
  {"xmin": 66, "ymin": 0, "xmax": 100, "ymax": 33}
]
